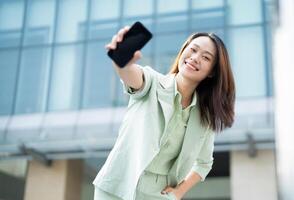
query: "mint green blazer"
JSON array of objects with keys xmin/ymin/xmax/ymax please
[{"xmin": 93, "ymin": 66, "xmax": 215, "ymax": 200}]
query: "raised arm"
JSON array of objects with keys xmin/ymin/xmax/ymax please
[{"xmin": 105, "ymin": 26, "xmax": 144, "ymax": 91}]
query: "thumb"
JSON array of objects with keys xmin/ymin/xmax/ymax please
[{"xmin": 126, "ymin": 50, "xmax": 142, "ymax": 66}]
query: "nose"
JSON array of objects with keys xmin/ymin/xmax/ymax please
[{"xmin": 191, "ymin": 52, "xmax": 201, "ymax": 63}]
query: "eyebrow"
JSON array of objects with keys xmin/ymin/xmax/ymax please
[{"xmin": 192, "ymin": 44, "xmax": 215, "ymax": 58}]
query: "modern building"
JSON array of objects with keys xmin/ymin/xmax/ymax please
[{"xmin": 0, "ymin": 0, "xmax": 278, "ymax": 200}]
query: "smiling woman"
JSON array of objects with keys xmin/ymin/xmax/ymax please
[
  {"xmin": 93, "ymin": 27, "xmax": 235, "ymax": 200},
  {"xmin": 169, "ymin": 32, "xmax": 235, "ymax": 132}
]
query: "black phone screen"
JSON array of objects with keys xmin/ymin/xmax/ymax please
[{"xmin": 107, "ymin": 22, "xmax": 153, "ymax": 68}]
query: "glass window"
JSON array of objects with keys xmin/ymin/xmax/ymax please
[
  {"xmin": 0, "ymin": 0, "xmax": 24, "ymax": 30},
  {"xmin": 15, "ymin": 47, "xmax": 51, "ymax": 114},
  {"xmin": 89, "ymin": 22, "xmax": 119, "ymax": 40},
  {"xmin": 157, "ymin": 0, "xmax": 188, "ymax": 14},
  {"xmin": 83, "ymin": 41, "xmax": 114, "ymax": 108},
  {"xmin": 0, "ymin": 31, "xmax": 21, "ymax": 48},
  {"xmin": 122, "ymin": 18, "xmax": 154, "ymax": 33},
  {"xmin": 191, "ymin": 11, "xmax": 225, "ymax": 29},
  {"xmin": 156, "ymin": 15, "xmax": 188, "ymax": 33},
  {"xmin": 0, "ymin": 50, "xmax": 19, "ymax": 115},
  {"xmin": 48, "ymin": 44, "xmax": 84, "ymax": 111},
  {"xmin": 24, "ymin": 0, "xmax": 56, "ymax": 45},
  {"xmin": 91, "ymin": 0, "xmax": 120, "ymax": 20},
  {"xmin": 155, "ymin": 33, "xmax": 187, "ymax": 73},
  {"xmin": 227, "ymin": 0, "xmax": 262, "ymax": 25},
  {"xmin": 124, "ymin": 0, "xmax": 153, "ymax": 17},
  {"xmin": 0, "ymin": 0, "xmax": 24, "ymax": 47},
  {"xmin": 55, "ymin": 0, "xmax": 87, "ymax": 43},
  {"xmin": 0, "ymin": 50, "xmax": 18, "ymax": 115},
  {"xmin": 192, "ymin": 0, "xmax": 224, "ymax": 9},
  {"xmin": 227, "ymin": 27, "xmax": 266, "ymax": 98}
]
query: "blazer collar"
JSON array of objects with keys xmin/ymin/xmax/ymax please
[{"xmin": 158, "ymin": 73, "xmax": 176, "ymax": 90}]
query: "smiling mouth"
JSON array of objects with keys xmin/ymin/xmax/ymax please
[{"xmin": 184, "ymin": 61, "xmax": 199, "ymax": 71}]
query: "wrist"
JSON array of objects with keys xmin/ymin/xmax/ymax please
[{"xmin": 175, "ymin": 180, "xmax": 188, "ymax": 195}]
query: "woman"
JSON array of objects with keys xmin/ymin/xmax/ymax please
[{"xmin": 93, "ymin": 26, "xmax": 235, "ymax": 200}]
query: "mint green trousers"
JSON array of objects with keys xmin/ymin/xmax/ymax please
[{"xmin": 94, "ymin": 171, "xmax": 177, "ymax": 200}]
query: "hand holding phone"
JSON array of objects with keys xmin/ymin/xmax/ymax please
[{"xmin": 107, "ymin": 22, "xmax": 153, "ymax": 68}]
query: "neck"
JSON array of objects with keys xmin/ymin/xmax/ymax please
[{"xmin": 175, "ymin": 74, "xmax": 198, "ymax": 108}]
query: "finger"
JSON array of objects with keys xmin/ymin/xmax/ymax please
[
  {"xmin": 109, "ymin": 34, "xmax": 118, "ymax": 49},
  {"xmin": 117, "ymin": 26, "xmax": 130, "ymax": 42},
  {"xmin": 105, "ymin": 43, "xmax": 112, "ymax": 50},
  {"xmin": 116, "ymin": 28, "xmax": 125, "ymax": 42},
  {"xmin": 161, "ymin": 186, "xmax": 173, "ymax": 194},
  {"xmin": 124, "ymin": 25, "xmax": 130, "ymax": 31}
]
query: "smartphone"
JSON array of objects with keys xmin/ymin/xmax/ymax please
[{"xmin": 107, "ymin": 21, "xmax": 153, "ymax": 68}]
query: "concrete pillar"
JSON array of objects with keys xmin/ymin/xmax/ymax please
[
  {"xmin": 230, "ymin": 149, "xmax": 277, "ymax": 200},
  {"xmin": 274, "ymin": 0, "xmax": 294, "ymax": 199},
  {"xmin": 24, "ymin": 159, "xmax": 83, "ymax": 200}
]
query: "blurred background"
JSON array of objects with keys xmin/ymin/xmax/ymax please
[{"xmin": 0, "ymin": 0, "xmax": 293, "ymax": 200}]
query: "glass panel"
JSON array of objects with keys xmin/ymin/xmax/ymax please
[
  {"xmin": 24, "ymin": 0, "xmax": 56, "ymax": 45},
  {"xmin": 0, "ymin": 0, "xmax": 24, "ymax": 47},
  {"xmin": 156, "ymin": 15, "xmax": 188, "ymax": 33},
  {"xmin": 227, "ymin": 0, "xmax": 262, "ymax": 25},
  {"xmin": 122, "ymin": 18, "xmax": 154, "ymax": 33},
  {"xmin": 227, "ymin": 27, "xmax": 266, "ymax": 97},
  {"xmin": 0, "ymin": 0, "xmax": 24, "ymax": 30},
  {"xmin": 155, "ymin": 33, "xmax": 187, "ymax": 73},
  {"xmin": 55, "ymin": 0, "xmax": 87, "ymax": 43},
  {"xmin": 157, "ymin": 0, "xmax": 188, "ymax": 14},
  {"xmin": 89, "ymin": 22, "xmax": 119, "ymax": 40},
  {"xmin": 191, "ymin": 11, "xmax": 225, "ymax": 29},
  {"xmin": 15, "ymin": 47, "xmax": 50, "ymax": 114},
  {"xmin": 48, "ymin": 44, "xmax": 84, "ymax": 111},
  {"xmin": 124, "ymin": 0, "xmax": 153, "ymax": 17},
  {"xmin": 0, "ymin": 31, "xmax": 21, "ymax": 48},
  {"xmin": 192, "ymin": 0, "xmax": 224, "ymax": 9},
  {"xmin": 0, "ymin": 50, "xmax": 19, "ymax": 115},
  {"xmin": 91, "ymin": 0, "xmax": 120, "ymax": 20},
  {"xmin": 83, "ymin": 41, "xmax": 114, "ymax": 108}
]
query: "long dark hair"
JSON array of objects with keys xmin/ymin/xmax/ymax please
[{"xmin": 169, "ymin": 32, "xmax": 235, "ymax": 132}]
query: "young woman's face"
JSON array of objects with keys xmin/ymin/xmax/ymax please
[{"xmin": 178, "ymin": 36, "xmax": 217, "ymax": 83}]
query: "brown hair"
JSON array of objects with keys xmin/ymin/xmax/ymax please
[{"xmin": 169, "ymin": 32, "xmax": 235, "ymax": 132}]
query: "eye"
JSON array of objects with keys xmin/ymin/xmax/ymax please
[
  {"xmin": 190, "ymin": 47, "xmax": 196, "ymax": 53},
  {"xmin": 203, "ymin": 56, "xmax": 210, "ymax": 61}
]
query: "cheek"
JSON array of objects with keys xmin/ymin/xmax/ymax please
[
  {"xmin": 200, "ymin": 63, "xmax": 213, "ymax": 74},
  {"xmin": 204, "ymin": 61, "xmax": 214, "ymax": 70},
  {"xmin": 178, "ymin": 55, "xmax": 186, "ymax": 66}
]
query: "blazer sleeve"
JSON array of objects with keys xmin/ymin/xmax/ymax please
[
  {"xmin": 190, "ymin": 128, "xmax": 215, "ymax": 181},
  {"xmin": 121, "ymin": 66, "xmax": 153, "ymax": 101}
]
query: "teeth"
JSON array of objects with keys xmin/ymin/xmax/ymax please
[{"xmin": 185, "ymin": 61, "xmax": 198, "ymax": 71}]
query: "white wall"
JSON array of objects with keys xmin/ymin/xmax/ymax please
[{"xmin": 230, "ymin": 150, "xmax": 277, "ymax": 200}]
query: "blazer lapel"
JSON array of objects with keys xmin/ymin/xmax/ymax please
[{"xmin": 157, "ymin": 74, "xmax": 176, "ymax": 130}]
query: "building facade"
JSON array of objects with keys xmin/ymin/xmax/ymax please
[{"xmin": 0, "ymin": 0, "xmax": 278, "ymax": 200}]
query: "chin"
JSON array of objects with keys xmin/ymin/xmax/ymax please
[
  {"xmin": 179, "ymin": 68, "xmax": 203, "ymax": 83},
  {"xmin": 179, "ymin": 68, "xmax": 196, "ymax": 80}
]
